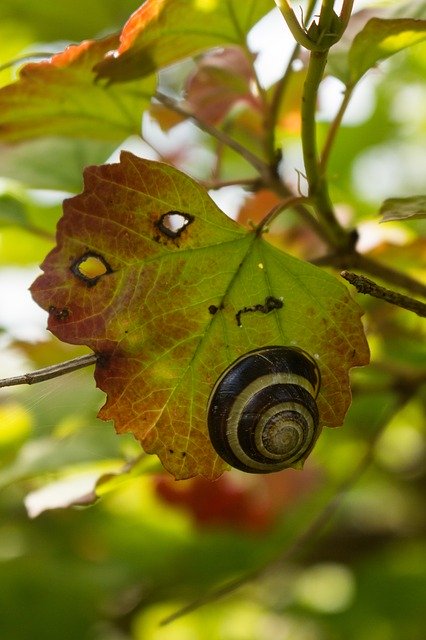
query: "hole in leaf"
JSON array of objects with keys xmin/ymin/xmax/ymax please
[
  {"xmin": 156, "ymin": 211, "xmax": 194, "ymax": 239},
  {"xmin": 71, "ymin": 253, "xmax": 112, "ymax": 286}
]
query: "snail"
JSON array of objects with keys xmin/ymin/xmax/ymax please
[{"xmin": 207, "ymin": 346, "xmax": 321, "ymax": 473}]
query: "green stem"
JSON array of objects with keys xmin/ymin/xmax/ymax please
[
  {"xmin": 266, "ymin": 0, "xmax": 319, "ymax": 165},
  {"xmin": 301, "ymin": 49, "xmax": 350, "ymax": 249},
  {"xmin": 275, "ymin": 1, "xmax": 318, "ymax": 50},
  {"xmin": 320, "ymin": 85, "xmax": 353, "ymax": 171}
]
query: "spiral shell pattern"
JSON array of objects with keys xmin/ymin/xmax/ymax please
[{"xmin": 207, "ymin": 346, "xmax": 321, "ymax": 473}]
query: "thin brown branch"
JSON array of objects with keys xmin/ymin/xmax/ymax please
[
  {"xmin": 341, "ymin": 271, "xmax": 426, "ymax": 317},
  {"xmin": 0, "ymin": 353, "xmax": 98, "ymax": 388},
  {"xmin": 312, "ymin": 251, "xmax": 426, "ymax": 299},
  {"xmin": 154, "ymin": 91, "xmax": 271, "ymax": 181}
]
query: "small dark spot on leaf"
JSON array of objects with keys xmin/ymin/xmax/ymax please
[
  {"xmin": 181, "ymin": 452, "xmax": 186, "ymax": 458},
  {"xmin": 169, "ymin": 449, "xmax": 174, "ymax": 454},
  {"xmin": 209, "ymin": 305, "xmax": 219, "ymax": 315},
  {"xmin": 155, "ymin": 211, "xmax": 194, "ymax": 239},
  {"xmin": 71, "ymin": 252, "xmax": 112, "ymax": 287},
  {"xmin": 236, "ymin": 296, "xmax": 283, "ymax": 327},
  {"xmin": 48, "ymin": 306, "xmax": 69, "ymax": 321},
  {"xmin": 96, "ymin": 353, "xmax": 109, "ymax": 368}
]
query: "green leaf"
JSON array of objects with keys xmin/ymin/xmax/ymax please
[
  {"xmin": 0, "ymin": 194, "xmax": 27, "ymax": 226},
  {"xmin": 0, "ymin": 0, "xmax": 141, "ymax": 42},
  {"xmin": 380, "ymin": 195, "xmax": 426, "ymax": 222},
  {"xmin": 348, "ymin": 18, "xmax": 426, "ymax": 85},
  {"xmin": 0, "ymin": 138, "xmax": 117, "ymax": 191},
  {"xmin": 95, "ymin": 0, "xmax": 273, "ymax": 82},
  {"xmin": 30, "ymin": 153, "xmax": 369, "ymax": 480},
  {"xmin": 0, "ymin": 35, "xmax": 155, "ymax": 144}
]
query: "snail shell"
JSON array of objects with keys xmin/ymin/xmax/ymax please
[{"xmin": 207, "ymin": 346, "xmax": 321, "ymax": 473}]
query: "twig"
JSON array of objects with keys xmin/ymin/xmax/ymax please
[
  {"xmin": 312, "ymin": 251, "xmax": 426, "ymax": 299},
  {"xmin": 0, "ymin": 353, "xmax": 98, "ymax": 388},
  {"xmin": 341, "ymin": 271, "xmax": 426, "ymax": 317},
  {"xmin": 154, "ymin": 91, "xmax": 271, "ymax": 182}
]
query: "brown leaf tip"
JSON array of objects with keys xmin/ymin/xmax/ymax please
[{"xmin": 71, "ymin": 252, "xmax": 113, "ymax": 287}]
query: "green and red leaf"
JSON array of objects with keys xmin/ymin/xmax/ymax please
[
  {"xmin": 31, "ymin": 153, "xmax": 369, "ymax": 480},
  {"xmin": 0, "ymin": 35, "xmax": 155, "ymax": 143},
  {"xmin": 95, "ymin": 0, "xmax": 274, "ymax": 82}
]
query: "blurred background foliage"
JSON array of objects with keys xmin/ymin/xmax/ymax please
[{"xmin": 0, "ymin": 1, "xmax": 425, "ymax": 639}]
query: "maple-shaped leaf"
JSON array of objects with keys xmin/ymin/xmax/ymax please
[
  {"xmin": 0, "ymin": 35, "xmax": 155, "ymax": 143},
  {"xmin": 95, "ymin": 0, "xmax": 274, "ymax": 82},
  {"xmin": 31, "ymin": 153, "xmax": 369, "ymax": 480}
]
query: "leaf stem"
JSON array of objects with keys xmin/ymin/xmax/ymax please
[
  {"xmin": 0, "ymin": 353, "xmax": 97, "ymax": 388},
  {"xmin": 256, "ymin": 195, "xmax": 311, "ymax": 233},
  {"xmin": 341, "ymin": 271, "xmax": 426, "ymax": 317}
]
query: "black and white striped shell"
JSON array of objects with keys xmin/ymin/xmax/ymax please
[{"xmin": 207, "ymin": 346, "xmax": 321, "ymax": 473}]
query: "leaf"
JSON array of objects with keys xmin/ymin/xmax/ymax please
[
  {"xmin": 379, "ymin": 196, "xmax": 426, "ymax": 222},
  {"xmin": 0, "ymin": 194, "xmax": 27, "ymax": 227},
  {"xmin": 0, "ymin": 138, "xmax": 117, "ymax": 191},
  {"xmin": 348, "ymin": 18, "xmax": 426, "ymax": 85},
  {"xmin": 95, "ymin": 0, "xmax": 273, "ymax": 82},
  {"xmin": 0, "ymin": 35, "xmax": 155, "ymax": 143},
  {"xmin": 30, "ymin": 153, "xmax": 370, "ymax": 480},
  {"xmin": 185, "ymin": 46, "xmax": 262, "ymax": 125}
]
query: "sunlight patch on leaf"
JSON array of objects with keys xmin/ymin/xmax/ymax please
[{"xmin": 348, "ymin": 18, "xmax": 426, "ymax": 85}]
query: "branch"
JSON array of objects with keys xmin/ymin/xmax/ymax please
[
  {"xmin": 0, "ymin": 354, "xmax": 98, "ymax": 388},
  {"xmin": 341, "ymin": 271, "xmax": 426, "ymax": 317},
  {"xmin": 300, "ymin": 47, "xmax": 351, "ymax": 249},
  {"xmin": 267, "ymin": 0, "xmax": 318, "ymax": 165},
  {"xmin": 313, "ymin": 251, "xmax": 426, "ymax": 299},
  {"xmin": 154, "ymin": 91, "xmax": 271, "ymax": 182}
]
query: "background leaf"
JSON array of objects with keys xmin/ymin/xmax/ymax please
[
  {"xmin": 95, "ymin": 0, "xmax": 274, "ymax": 82},
  {"xmin": 348, "ymin": 18, "xmax": 426, "ymax": 85},
  {"xmin": 30, "ymin": 153, "xmax": 369, "ymax": 480},
  {"xmin": 0, "ymin": 35, "xmax": 155, "ymax": 143},
  {"xmin": 380, "ymin": 195, "xmax": 426, "ymax": 222}
]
